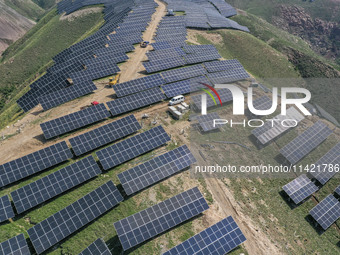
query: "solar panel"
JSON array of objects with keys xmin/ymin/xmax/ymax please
[
  {"xmin": 107, "ymin": 87, "xmax": 165, "ymax": 117},
  {"xmin": 163, "ymin": 216, "xmax": 246, "ymax": 255},
  {"xmin": 251, "ymin": 96, "xmax": 273, "ymax": 111},
  {"xmin": 0, "ymin": 195, "xmax": 15, "ymax": 223},
  {"xmin": 309, "ymin": 143, "xmax": 340, "ymax": 185},
  {"xmin": 0, "ymin": 141, "xmax": 73, "ymax": 188},
  {"xmin": 207, "ymin": 69, "xmax": 250, "ymax": 84},
  {"xmin": 11, "ymin": 156, "xmax": 101, "ymax": 214},
  {"xmin": 162, "ymin": 76, "xmax": 211, "ymax": 98},
  {"xmin": 79, "ymin": 238, "xmax": 111, "ymax": 255},
  {"xmin": 184, "ymin": 52, "xmax": 221, "ymax": 65},
  {"xmin": 203, "ymin": 59, "xmax": 245, "ymax": 73},
  {"xmin": 251, "ymin": 107, "xmax": 305, "ymax": 145},
  {"xmin": 282, "ymin": 174, "xmax": 318, "ymax": 204},
  {"xmin": 309, "ymin": 194, "xmax": 340, "ymax": 230},
  {"xmin": 40, "ymin": 103, "xmax": 110, "ymax": 139},
  {"xmin": 196, "ymin": 112, "xmax": 222, "ymax": 132},
  {"xmin": 39, "ymin": 81, "xmax": 97, "ymax": 110},
  {"xmin": 97, "ymin": 125, "xmax": 170, "ymax": 170},
  {"xmin": 280, "ymin": 121, "xmax": 333, "ymax": 165},
  {"xmin": 0, "ymin": 234, "xmax": 30, "ymax": 255},
  {"xmin": 161, "ymin": 64, "xmax": 207, "ymax": 83},
  {"xmin": 114, "ymin": 74, "xmax": 165, "ymax": 97},
  {"xmin": 143, "ymin": 57, "xmax": 186, "ymax": 73},
  {"xmin": 27, "ymin": 181, "xmax": 123, "ymax": 254},
  {"xmin": 191, "ymin": 88, "xmax": 233, "ymax": 110},
  {"xmin": 118, "ymin": 145, "xmax": 196, "ymax": 195},
  {"xmin": 70, "ymin": 115, "xmax": 141, "ymax": 156},
  {"xmin": 114, "ymin": 187, "xmax": 209, "ymax": 250},
  {"xmin": 335, "ymin": 185, "xmax": 340, "ymax": 196},
  {"xmin": 182, "ymin": 44, "xmax": 218, "ymax": 54}
]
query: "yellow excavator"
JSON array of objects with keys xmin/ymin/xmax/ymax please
[{"xmin": 109, "ymin": 73, "xmax": 121, "ymax": 87}]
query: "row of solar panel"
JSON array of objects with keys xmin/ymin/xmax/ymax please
[
  {"xmin": 17, "ymin": 2, "xmax": 158, "ymax": 112},
  {"xmin": 1, "ymin": 187, "xmax": 246, "ymax": 255}
]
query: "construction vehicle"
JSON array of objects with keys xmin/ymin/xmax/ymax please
[
  {"xmin": 109, "ymin": 73, "xmax": 121, "ymax": 87},
  {"xmin": 140, "ymin": 41, "xmax": 150, "ymax": 48}
]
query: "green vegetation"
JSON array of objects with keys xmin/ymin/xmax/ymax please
[{"xmin": 196, "ymin": 31, "xmax": 300, "ymax": 80}]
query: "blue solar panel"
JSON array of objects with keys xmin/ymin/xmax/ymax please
[
  {"xmin": 27, "ymin": 181, "xmax": 123, "ymax": 254},
  {"xmin": 0, "ymin": 234, "xmax": 30, "ymax": 255},
  {"xmin": 40, "ymin": 103, "xmax": 111, "ymax": 139},
  {"xmin": 11, "ymin": 156, "xmax": 101, "ymax": 214},
  {"xmin": 143, "ymin": 57, "xmax": 185, "ymax": 73},
  {"xmin": 114, "ymin": 187, "xmax": 209, "ymax": 250},
  {"xmin": 282, "ymin": 174, "xmax": 318, "ymax": 204},
  {"xmin": 97, "ymin": 125, "xmax": 170, "ymax": 170},
  {"xmin": 207, "ymin": 69, "xmax": 250, "ymax": 84},
  {"xmin": 280, "ymin": 121, "xmax": 333, "ymax": 165},
  {"xmin": 39, "ymin": 81, "xmax": 97, "ymax": 110},
  {"xmin": 309, "ymin": 143, "xmax": 340, "ymax": 185},
  {"xmin": 310, "ymin": 194, "xmax": 340, "ymax": 230},
  {"xmin": 118, "ymin": 145, "xmax": 196, "ymax": 195},
  {"xmin": 191, "ymin": 88, "xmax": 233, "ymax": 110},
  {"xmin": 79, "ymin": 238, "xmax": 111, "ymax": 255},
  {"xmin": 114, "ymin": 74, "xmax": 165, "ymax": 97},
  {"xmin": 161, "ymin": 64, "xmax": 207, "ymax": 83},
  {"xmin": 107, "ymin": 87, "xmax": 165, "ymax": 116},
  {"xmin": 69, "ymin": 115, "xmax": 141, "ymax": 156},
  {"xmin": 203, "ymin": 59, "xmax": 245, "ymax": 73},
  {"xmin": 163, "ymin": 216, "xmax": 246, "ymax": 255},
  {"xmin": 0, "ymin": 195, "xmax": 15, "ymax": 223},
  {"xmin": 0, "ymin": 141, "xmax": 72, "ymax": 188},
  {"xmin": 335, "ymin": 185, "xmax": 340, "ymax": 196}
]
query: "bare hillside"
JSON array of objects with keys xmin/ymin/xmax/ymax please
[{"xmin": 0, "ymin": 0, "xmax": 36, "ymax": 55}]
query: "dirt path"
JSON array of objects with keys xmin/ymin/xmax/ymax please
[{"xmin": 119, "ymin": 0, "xmax": 166, "ymax": 82}]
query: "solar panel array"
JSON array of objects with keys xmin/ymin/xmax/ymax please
[
  {"xmin": 162, "ymin": 76, "xmax": 211, "ymax": 98},
  {"xmin": 0, "ymin": 234, "xmax": 31, "ymax": 255},
  {"xmin": 163, "ymin": 216, "xmax": 246, "ymax": 255},
  {"xmin": 309, "ymin": 143, "xmax": 340, "ymax": 185},
  {"xmin": 251, "ymin": 96, "xmax": 273, "ymax": 111},
  {"xmin": 0, "ymin": 141, "xmax": 72, "ymax": 188},
  {"xmin": 11, "ymin": 156, "xmax": 101, "ymax": 214},
  {"xmin": 118, "ymin": 145, "xmax": 196, "ymax": 195},
  {"xmin": 143, "ymin": 57, "xmax": 186, "ymax": 73},
  {"xmin": 191, "ymin": 88, "xmax": 233, "ymax": 110},
  {"xmin": 184, "ymin": 52, "xmax": 221, "ymax": 65},
  {"xmin": 309, "ymin": 194, "xmax": 340, "ymax": 230},
  {"xmin": 69, "ymin": 115, "xmax": 141, "ymax": 156},
  {"xmin": 40, "ymin": 103, "xmax": 110, "ymax": 139},
  {"xmin": 196, "ymin": 112, "xmax": 222, "ymax": 132},
  {"xmin": 0, "ymin": 195, "xmax": 15, "ymax": 223},
  {"xmin": 280, "ymin": 121, "xmax": 333, "ymax": 165},
  {"xmin": 282, "ymin": 174, "xmax": 318, "ymax": 204},
  {"xmin": 335, "ymin": 185, "xmax": 340, "ymax": 196},
  {"xmin": 203, "ymin": 59, "xmax": 245, "ymax": 73},
  {"xmin": 107, "ymin": 87, "xmax": 166, "ymax": 117},
  {"xmin": 251, "ymin": 107, "xmax": 305, "ymax": 145},
  {"xmin": 97, "ymin": 125, "xmax": 170, "ymax": 170},
  {"xmin": 114, "ymin": 187, "xmax": 209, "ymax": 250},
  {"xmin": 160, "ymin": 64, "xmax": 207, "ymax": 83},
  {"xmin": 114, "ymin": 74, "xmax": 165, "ymax": 97},
  {"xmin": 18, "ymin": 0, "xmax": 158, "ymax": 112},
  {"xmin": 207, "ymin": 68, "xmax": 250, "ymax": 84},
  {"xmin": 27, "ymin": 181, "xmax": 123, "ymax": 254},
  {"xmin": 79, "ymin": 238, "xmax": 111, "ymax": 255},
  {"xmin": 39, "ymin": 81, "xmax": 97, "ymax": 110}
]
